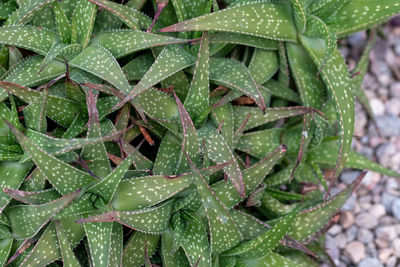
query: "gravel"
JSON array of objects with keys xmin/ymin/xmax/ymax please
[{"xmin": 324, "ymin": 19, "xmax": 400, "ymax": 266}]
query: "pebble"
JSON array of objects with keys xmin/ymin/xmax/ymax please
[
  {"xmin": 386, "ymin": 98, "xmax": 400, "ymax": 116},
  {"xmin": 386, "ymin": 256, "xmax": 397, "ymax": 267},
  {"xmin": 328, "ymin": 224, "xmax": 342, "ymax": 236},
  {"xmin": 390, "ymin": 82, "xmax": 400, "ymax": 98},
  {"xmin": 381, "ymin": 192, "xmax": 396, "ymax": 212},
  {"xmin": 392, "ymin": 198, "xmax": 400, "ymax": 220},
  {"xmin": 340, "ymin": 211, "xmax": 354, "ymax": 229},
  {"xmin": 358, "ymin": 258, "xmax": 384, "ymax": 267},
  {"xmin": 333, "ymin": 233, "xmax": 348, "ymax": 249},
  {"xmin": 375, "ymin": 226, "xmax": 397, "ymax": 241},
  {"xmin": 393, "ymin": 239, "xmax": 400, "ymax": 257},
  {"xmin": 344, "ymin": 241, "xmax": 366, "ymax": 264},
  {"xmin": 370, "ymin": 99, "xmax": 386, "ymax": 116},
  {"xmin": 355, "ymin": 212, "xmax": 378, "ymax": 229},
  {"xmin": 376, "ymin": 115, "xmax": 400, "ymax": 137},
  {"xmin": 378, "ymin": 248, "xmax": 394, "ymax": 263},
  {"xmin": 341, "ymin": 171, "xmax": 361, "ymax": 185},
  {"xmin": 357, "ymin": 228, "xmax": 374, "ymax": 244},
  {"xmin": 369, "ymin": 204, "xmax": 386, "ymax": 219},
  {"xmin": 346, "ymin": 225, "xmax": 358, "ymax": 242}
]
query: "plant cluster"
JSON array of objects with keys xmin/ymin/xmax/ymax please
[{"xmin": 0, "ymin": 0, "xmax": 399, "ymax": 266}]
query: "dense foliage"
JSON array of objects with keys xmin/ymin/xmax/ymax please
[{"xmin": 0, "ymin": 0, "xmax": 398, "ymax": 266}]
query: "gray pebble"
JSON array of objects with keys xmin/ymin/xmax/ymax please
[
  {"xmin": 355, "ymin": 213, "xmax": 378, "ymax": 229},
  {"xmin": 358, "ymin": 258, "xmax": 383, "ymax": 267},
  {"xmin": 392, "ymin": 198, "xmax": 400, "ymax": 220},
  {"xmin": 357, "ymin": 228, "xmax": 374, "ymax": 244},
  {"xmin": 376, "ymin": 115, "xmax": 400, "ymax": 137},
  {"xmin": 381, "ymin": 192, "xmax": 396, "ymax": 212},
  {"xmin": 341, "ymin": 171, "xmax": 361, "ymax": 185}
]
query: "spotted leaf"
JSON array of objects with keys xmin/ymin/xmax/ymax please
[
  {"xmin": 248, "ymin": 49, "xmax": 278, "ymax": 84},
  {"xmin": 83, "ymin": 220, "xmax": 113, "ymax": 267},
  {"xmin": 198, "ymin": 125, "xmax": 245, "ymax": 198},
  {"xmin": 235, "ymin": 251, "xmax": 307, "ymax": 267},
  {"xmin": 223, "ymin": 207, "xmax": 297, "ymax": 258},
  {"xmin": 153, "ymin": 132, "xmax": 181, "ymax": 175},
  {"xmin": 208, "ymin": 32, "xmax": 278, "ymax": 50},
  {"xmin": 184, "ymin": 31, "xmax": 210, "ymax": 126},
  {"xmin": 161, "ymin": 228, "xmax": 190, "ymax": 266},
  {"xmin": 308, "ymin": 0, "xmax": 350, "ymax": 21},
  {"xmin": 3, "ymin": 188, "xmax": 60, "ymax": 205},
  {"xmin": 55, "ymin": 222, "xmax": 81, "ymax": 267},
  {"xmin": 71, "ymin": 0, "xmax": 97, "ymax": 49},
  {"xmin": 0, "ymin": 238, "xmax": 13, "ymax": 267},
  {"xmin": 262, "ymin": 80, "xmax": 300, "ymax": 103},
  {"xmin": 39, "ymin": 43, "xmax": 81, "ymax": 73},
  {"xmin": 52, "ymin": 0, "xmax": 71, "ymax": 43},
  {"xmin": 212, "ymin": 145, "xmax": 287, "ymax": 209},
  {"xmin": 300, "ymin": 36, "xmax": 354, "ymax": 196},
  {"xmin": 122, "ymin": 232, "xmax": 160, "ymax": 266},
  {"xmin": 87, "ymin": 0, "xmax": 151, "ymax": 30},
  {"xmin": 236, "ymin": 128, "xmax": 282, "ymax": 159},
  {"xmin": 6, "ymin": 0, "xmax": 54, "ymax": 25},
  {"xmin": 210, "ymin": 57, "xmax": 265, "ymax": 112},
  {"xmin": 0, "ymin": 26, "xmax": 58, "ymax": 56},
  {"xmin": 8, "ymin": 122, "xmax": 98, "ymax": 195},
  {"xmin": 160, "ymin": 2, "xmax": 297, "ymax": 41},
  {"xmin": 327, "ymin": 0, "xmax": 400, "ymax": 37},
  {"xmin": 0, "ymin": 162, "xmax": 31, "ymax": 213},
  {"xmin": 78, "ymin": 200, "xmax": 174, "ymax": 234},
  {"xmin": 5, "ymin": 189, "xmax": 80, "ymax": 239},
  {"xmin": 91, "ymin": 29, "xmax": 192, "ymax": 59}
]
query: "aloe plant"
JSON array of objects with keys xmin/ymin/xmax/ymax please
[{"xmin": 0, "ymin": 0, "xmax": 398, "ymax": 266}]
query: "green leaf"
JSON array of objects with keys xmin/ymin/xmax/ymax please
[
  {"xmin": 234, "ymin": 106, "xmax": 321, "ymax": 132},
  {"xmin": 161, "ymin": 228, "xmax": 190, "ymax": 266},
  {"xmin": 236, "ymin": 251, "xmax": 306, "ymax": 267},
  {"xmin": 8, "ymin": 122, "xmax": 97, "ymax": 195},
  {"xmin": 6, "ymin": 0, "xmax": 54, "ymax": 25},
  {"xmin": 248, "ymin": 49, "xmax": 278, "ymax": 84},
  {"xmin": 78, "ymin": 200, "xmax": 174, "ymax": 234},
  {"xmin": 212, "ymin": 103, "xmax": 234, "ymax": 149},
  {"xmin": 88, "ymin": 148, "xmax": 137, "ymax": 204},
  {"xmin": 5, "ymin": 189, "xmax": 80, "ymax": 239},
  {"xmin": 23, "ymin": 87, "xmax": 48, "ymax": 132},
  {"xmin": 198, "ymin": 125, "xmax": 245, "ymax": 198},
  {"xmin": 236, "ymin": 128, "xmax": 282, "ymax": 159},
  {"xmin": 122, "ymin": 53, "xmax": 154, "ymax": 81},
  {"xmin": 260, "ymin": 192, "xmax": 296, "ymax": 216},
  {"xmin": 52, "ymin": 1, "xmax": 71, "ymax": 43},
  {"xmin": 0, "ymin": 162, "xmax": 31, "ymax": 213},
  {"xmin": 300, "ymin": 36, "xmax": 354, "ymax": 195},
  {"xmin": 88, "ymin": 0, "xmax": 151, "ymax": 30},
  {"xmin": 0, "ymin": 26, "xmax": 58, "ymax": 55},
  {"xmin": 0, "ymin": 0, "xmax": 18, "ymax": 20},
  {"xmin": 261, "ymin": 80, "xmax": 300, "ymax": 103},
  {"xmin": 286, "ymin": 42, "xmax": 326, "ymax": 108},
  {"xmin": 208, "ymin": 32, "xmax": 278, "ymax": 50},
  {"xmin": 291, "ymin": 0, "xmax": 307, "ymax": 33},
  {"xmin": 4, "ymin": 188, "xmax": 60, "ymax": 205},
  {"xmin": 212, "ymin": 145, "xmax": 287, "ymax": 209},
  {"xmin": 122, "ymin": 232, "xmax": 160, "ymax": 267},
  {"xmin": 0, "ymin": 238, "xmax": 13, "ymax": 267},
  {"xmin": 55, "ymin": 222, "xmax": 81, "ymax": 267},
  {"xmin": 223, "ymin": 207, "xmax": 297, "ymax": 258},
  {"xmin": 308, "ymin": 0, "xmax": 350, "ymax": 21},
  {"xmin": 70, "ymin": 45, "xmax": 132, "ymax": 95},
  {"xmin": 184, "ymin": 31, "xmax": 210, "ymax": 125},
  {"xmin": 4, "ymin": 56, "xmax": 66, "ymax": 88},
  {"xmin": 287, "ymin": 172, "xmax": 364, "ymax": 242},
  {"xmin": 153, "ymin": 132, "xmax": 181, "ymax": 175},
  {"xmin": 175, "ymin": 92, "xmax": 201, "ymax": 173},
  {"xmin": 160, "ymin": 2, "xmax": 297, "ymax": 41},
  {"xmin": 80, "ymin": 90, "xmax": 111, "ymax": 179},
  {"xmin": 19, "ymin": 223, "xmax": 60, "ymax": 267},
  {"xmin": 180, "ymin": 214, "xmax": 211, "ymax": 267},
  {"xmin": 210, "ymin": 58, "xmax": 265, "ymax": 111},
  {"xmin": 310, "ymin": 139, "xmax": 400, "ymax": 178},
  {"xmin": 71, "ymin": 0, "xmax": 97, "ymax": 49},
  {"xmin": 83, "ymin": 220, "xmax": 113, "ymax": 267},
  {"xmin": 118, "ymin": 46, "xmax": 195, "ymax": 107},
  {"xmin": 327, "ymin": 0, "xmax": 400, "ymax": 37},
  {"xmin": 39, "ymin": 43, "xmax": 81, "ymax": 73},
  {"xmin": 91, "ymin": 29, "xmax": 192, "ymax": 59}
]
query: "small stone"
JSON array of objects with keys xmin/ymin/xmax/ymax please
[
  {"xmin": 386, "ymin": 178, "xmax": 399, "ymax": 191},
  {"xmin": 393, "ymin": 239, "xmax": 400, "ymax": 257},
  {"xmin": 369, "ymin": 204, "xmax": 386, "ymax": 219},
  {"xmin": 381, "ymin": 192, "xmax": 396, "ymax": 212},
  {"xmin": 370, "ymin": 98, "xmax": 385, "ymax": 116},
  {"xmin": 361, "ymin": 172, "xmax": 380, "ymax": 190},
  {"xmin": 366, "ymin": 242, "xmax": 378, "ymax": 257},
  {"xmin": 325, "ymin": 235, "xmax": 340, "ymax": 263},
  {"xmin": 386, "ymin": 98, "xmax": 400, "ymax": 116},
  {"xmin": 376, "ymin": 115, "xmax": 400, "ymax": 137},
  {"xmin": 346, "ymin": 226, "xmax": 358, "ymax": 243},
  {"xmin": 358, "ymin": 258, "xmax": 384, "ymax": 267},
  {"xmin": 342, "ymin": 194, "xmax": 356, "ymax": 211},
  {"xmin": 357, "ymin": 228, "xmax": 374, "ymax": 244},
  {"xmin": 340, "ymin": 211, "xmax": 354, "ymax": 229},
  {"xmin": 390, "ymin": 82, "xmax": 400, "ymax": 98},
  {"xmin": 379, "ymin": 215, "xmax": 396, "ymax": 226},
  {"xmin": 341, "ymin": 171, "xmax": 361, "ymax": 185},
  {"xmin": 333, "ymin": 233, "xmax": 347, "ymax": 249},
  {"xmin": 355, "ymin": 213, "xmax": 378, "ymax": 229},
  {"xmin": 378, "ymin": 248, "xmax": 393, "ymax": 263},
  {"xmin": 385, "ymin": 256, "xmax": 397, "ymax": 267},
  {"xmin": 392, "ymin": 198, "xmax": 400, "ymax": 220},
  {"xmin": 375, "ymin": 238, "xmax": 389, "ymax": 249},
  {"xmin": 375, "ymin": 226, "xmax": 397, "ymax": 241},
  {"xmin": 344, "ymin": 241, "xmax": 366, "ymax": 264},
  {"xmin": 328, "ymin": 224, "xmax": 342, "ymax": 236}
]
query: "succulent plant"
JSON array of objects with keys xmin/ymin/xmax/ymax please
[{"xmin": 0, "ymin": 0, "xmax": 398, "ymax": 266}]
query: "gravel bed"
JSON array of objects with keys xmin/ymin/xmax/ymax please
[{"xmin": 324, "ymin": 17, "xmax": 400, "ymax": 267}]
